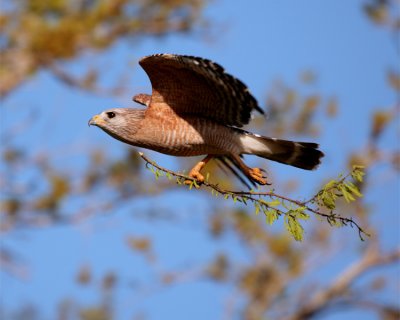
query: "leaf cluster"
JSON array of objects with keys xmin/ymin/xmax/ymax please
[{"xmin": 316, "ymin": 165, "xmax": 364, "ymax": 210}]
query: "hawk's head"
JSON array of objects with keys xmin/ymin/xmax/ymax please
[{"xmin": 88, "ymin": 108, "xmax": 145, "ymax": 144}]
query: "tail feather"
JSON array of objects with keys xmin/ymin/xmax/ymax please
[{"xmin": 241, "ymin": 134, "xmax": 324, "ymax": 170}]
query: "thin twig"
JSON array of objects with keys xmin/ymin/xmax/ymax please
[{"xmin": 138, "ymin": 152, "xmax": 370, "ymax": 239}]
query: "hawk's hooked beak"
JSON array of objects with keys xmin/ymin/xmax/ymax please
[{"xmin": 88, "ymin": 114, "xmax": 103, "ymax": 127}]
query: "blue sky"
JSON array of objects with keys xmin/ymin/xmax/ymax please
[{"xmin": 1, "ymin": 0, "xmax": 399, "ymax": 319}]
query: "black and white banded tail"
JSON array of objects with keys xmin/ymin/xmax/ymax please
[{"xmin": 241, "ymin": 133, "xmax": 324, "ymax": 170}]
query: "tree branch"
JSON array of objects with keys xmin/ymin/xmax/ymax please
[
  {"xmin": 287, "ymin": 247, "xmax": 400, "ymax": 319},
  {"xmin": 138, "ymin": 152, "xmax": 370, "ymax": 240}
]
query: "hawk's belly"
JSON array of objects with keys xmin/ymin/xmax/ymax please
[{"xmin": 132, "ymin": 116, "xmax": 240, "ymax": 157}]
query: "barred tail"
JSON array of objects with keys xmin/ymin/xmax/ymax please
[{"xmin": 240, "ymin": 134, "xmax": 324, "ymax": 170}]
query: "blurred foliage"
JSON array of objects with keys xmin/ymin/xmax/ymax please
[
  {"xmin": 1, "ymin": 1, "xmax": 399, "ymax": 320},
  {"xmin": 262, "ymin": 78, "xmax": 333, "ymax": 137},
  {"xmin": 370, "ymin": 110, "xmax": 394, "ymax": 141},
  {"xmin": 363, "ymin": 0, "xmax": 400, "ymax": 27},
  {"xmin": 77, "ymin": 265, "xmax": 92, "ymax": 285},
  {"xmin": 207, "ymin": 253, "xmax": 229, "ymax": 281},
  {"xmin": 0, "ymin": 0, "xmax": 208, "ymax": 96},
  {"xmin": 127, "ymin": 236, "xmax": 151, "ymax": 252}
]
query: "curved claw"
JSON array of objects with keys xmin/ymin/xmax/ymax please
[
  {"xmin": 248, "ymin": 167, "xmax": 270, "ymax": 185},
  {"xmin": 184, "ymin": 155, "xmax": 213, "ymax": 185},
  {"xmin": 184, "ymin": 171, "xmax": 205, "ymax": 185}
]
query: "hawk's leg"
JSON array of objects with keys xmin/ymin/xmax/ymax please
[
  {"xmin": 185, "ymin": 155, "xmax": 213, "ymax": 184},
  {"xmin": 231, "ymin": 155, "xmax": 269, "ymax": 185}
]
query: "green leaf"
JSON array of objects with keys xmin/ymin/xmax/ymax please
[
  {"xmin": 351, "ymin": 165, "xmax": 365, "ymax": 182},
  {"xmin": 268, "ymin": 199, "xmax": 281, "ymax": 207},
  {"xmin": 265, "ymin": 209, "xmax": 278, "ymax": 225},
  {"xmin": 345, "ymin": 182, "xmax": 363, "ymax": 198},
  {"xmin": 284, "ymin": 215, "xmax": 304, "ymax": 241},
  {"xmin": 260, "ymin": 199, "xmax": 280, "ymax": 207},
  {"xmin": 340, "ymin": 185, "xmax": 355, "ymax": 202},
  {"xmin": 295, "ymin": 207, "xmax": 309, "ymax": 220},
  {"xmin": 255, "ymin": 203, "xmax": 260, "ymax": 215},
  {"xmin": 324, "ymin": 179, "xmax": 337, "ymax": 190},
  {"xmin": 321, "ymin": 192, "xmax": 336, "ymax": 210}
]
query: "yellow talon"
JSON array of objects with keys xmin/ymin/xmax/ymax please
[
  {"xmin": 184, "ymin": 171, "xmax": 205, "ymax": 185},
  {"xmin": 248, "ymin": 167, "xmax": 268, "ymax": 185}
]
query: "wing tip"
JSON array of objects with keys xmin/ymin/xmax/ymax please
[{"xmin": 139, "ymin": 53, "xmax": 177, "ymax": 65}]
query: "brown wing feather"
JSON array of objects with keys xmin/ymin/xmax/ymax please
[{"xmin": 139, "ymin": 54, "xmax": 264, "ymax": 127}]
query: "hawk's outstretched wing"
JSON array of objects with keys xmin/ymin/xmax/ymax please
[{"xmin": 139, "ymin": 54, "xmax": 264, "ymax": 127}]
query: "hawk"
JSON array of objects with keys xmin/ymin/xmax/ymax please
[{"xmin": 89, "ymin": 54, "xmax": 323, "ymax": 187}]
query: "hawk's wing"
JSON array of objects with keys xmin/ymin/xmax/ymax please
[{"xmin": 139, "ymin": 54, "xmax": 264, "ymax": 127}]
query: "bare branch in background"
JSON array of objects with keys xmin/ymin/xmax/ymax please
[{"xmin": 288, "ymin": 247, "xmax": 400, "ymax": 320}]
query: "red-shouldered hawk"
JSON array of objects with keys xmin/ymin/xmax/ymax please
[{"xmin": 89, "ymin": 54, "xmax": 323, "ymax": 187}]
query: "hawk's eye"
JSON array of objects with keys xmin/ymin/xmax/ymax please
[{"xmin": 106, "ymin": 112, "xmax": 116, "ymax": 119}]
